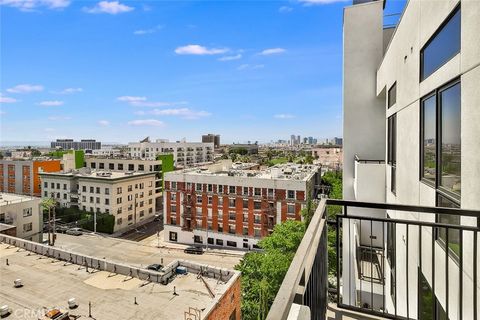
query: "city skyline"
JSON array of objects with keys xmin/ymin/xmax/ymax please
[{"xmin": 0, "ymin": 0, "xmax": 404, "ymax": 144}]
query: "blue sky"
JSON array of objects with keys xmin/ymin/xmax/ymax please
[{"xmin": 0, "ymin": 0, "xmax": 405, "ymax": 144}]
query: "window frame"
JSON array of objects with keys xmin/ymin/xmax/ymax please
[
  {"xmin": 419, "ymin": 78, "xmax": 461, "ymax": 202},
  {"xmin": 420, "ymin": 5, "xmax": 461, "ymax": 82}
]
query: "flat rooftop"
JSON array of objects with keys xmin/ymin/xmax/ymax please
[
  {"xmin": 0, "ymin": 242, "xmax": 232, "ymax": 319},
  {"xmin": 39, "ymin": 169, "xmax": 155, "ymax": 180},
  {"xmin": 170, "ymin": 162, "xmax": 319, "ymax": 181},
  {"xmin": 0, "ymin": 193, "xmax": 39, "ymax": 207}
]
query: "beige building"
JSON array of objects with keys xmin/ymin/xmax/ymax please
[
  {"xmin": 84, "ymin": 157, "xmax": 164, "ymax": 210},
  {"xmin": 0, "ymin": 193, "xmax": 42, "ymax": 242},
  {"xmin": 40, "ymin": 169, "xmax": 156, "ymax": 232}
]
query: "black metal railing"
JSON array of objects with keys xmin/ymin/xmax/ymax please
[{"xmin": 267, "ymin": 199, "xmax": 480, "ymax": 320}]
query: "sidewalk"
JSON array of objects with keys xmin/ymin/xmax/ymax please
[{"xmin": 140, "ymin": 230, "xmax": 247, "ymax": 257}]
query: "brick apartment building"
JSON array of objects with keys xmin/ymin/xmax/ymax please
[
  {"xmin": 164, "ymin": 161, "xmax": 320, "ymax": 249},
  {"xmin": 0, "ymin": 159, "xmax": 62, "ymax": 196}
]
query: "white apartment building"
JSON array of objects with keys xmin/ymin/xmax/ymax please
[
  {"xmin": 163, "ymin": 161, "xmax": 320, "ymax": 250},
  {"xmin": 84, "ymin": 157, "xmax": 164, "ymax": 210},
  {"xmin": 0, "ymin": 193, "xmax": 42, "ymax": 242},
  {"xmin": 128, "ymin": 139, "xmax": 214, "ymax": 167},
  {"xmin": 39, "ymin": 169, "xmax": 157, "ymax": 232},
  {"xmin": 343, "ymin": 0, "xmax": 479, "ymax": 318}
]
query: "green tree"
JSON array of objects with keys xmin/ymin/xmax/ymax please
[{"xmin": 236, "ymin": 220, "xmax": 305, "ymax": 320}]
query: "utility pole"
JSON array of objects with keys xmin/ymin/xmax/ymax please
[
  {"xmin": 52, "ymin": 205, "xmax": 56, "ymax": 246},
  {"xmin": 47, "ymin": 205, "xmax": 52, "ymax": 246}
]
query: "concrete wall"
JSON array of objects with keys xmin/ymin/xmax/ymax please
[
  {"xmin": 0, "ymin": 234, "xmax": 238, "ymax": 286},
  {"xmin": 371, "ymin": 0, "xmax": 480, "ymax": 318},
  {"xmin": 343, "ymin": 0, "xmax": 387, "ymax": 202}
]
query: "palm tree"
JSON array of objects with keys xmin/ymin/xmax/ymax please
[{"xmin": 41, "ymin": 198, "xmax": 56, "ymax": 245}]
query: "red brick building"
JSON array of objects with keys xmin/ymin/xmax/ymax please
[{"xmin": 164, "ymin": 162, "xmax": 320, "ymax": 249}]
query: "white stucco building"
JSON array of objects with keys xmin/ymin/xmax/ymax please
[
  {"xmin": 128, "ymin": 138, "xmax": 214, "ymax": 167},
  {"xmin": 0, "ymin": 193, "xmax": 42, "ymax": 242},
  {"xmin": 39, "ymin": 169, "xmax": 157, "ymax": 232},
  {"xmin": 343, "ymin": 0, "xmax": 479, "ymax": 318}
]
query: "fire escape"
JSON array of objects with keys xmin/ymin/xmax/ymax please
[
  {"xmin": 181, "ymin": 186, "xmax": 196, "ymax": 231},
  {"xmin": 261, "ymin": 197, "xmax": 277, "ymax": 236}
]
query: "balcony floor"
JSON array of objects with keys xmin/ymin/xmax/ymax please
[{"xmin": 327, "ymin": 304, "xmax": 388, "ymax": 320}]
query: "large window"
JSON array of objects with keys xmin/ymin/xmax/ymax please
[
  {"xmin": 420, "ymin": 80, "xmax": 461, "ymax": 199},
  {"xmin": 421, "ymin": 95, "xmax": 436, "ymax": 184},
  {"xmin": 418, "ymin": 269, "xmax": 447, "ymax": 320},
  {"xmin": 420, "ymin": 7, "xmax": 460, "ymax": 81},
  {"xmin": 436, "ymin": 194, "xmax": 460, "ymax": 258},
  {"xmin": 439, "ymin": 83, "xmax": 461, "ymax": 195}
]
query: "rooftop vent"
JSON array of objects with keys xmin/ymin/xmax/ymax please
[{"xmin": 14, "ymin": 279, "xmax": 23, "ymax": 288}]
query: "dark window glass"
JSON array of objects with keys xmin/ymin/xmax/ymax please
[
  {"xmin": 418, "ymin": 270, "xmax": 434, "ymax": 320},
  {"xmin": 421, "ymin": 8, "xmax": 460, "ymax": 81},
  {"xmin": 440, "ymin": 83, "xmax": 461, "ymax": 195},
  {"xmin": 387, "ymin": 218, "xmax": 396, "ymax": 305},
  {"xmin": 436, "ymin": 194, "xmax": 460, "ymax": 258},
  {"xmin": 109, "ymin": 163, "xmax": 114, "ymax": 170},
  {"xmin": 422, "ymin": 95, "xmax": 436, "ymax": 183},
  {"xmin": 387, "ymin": 115, "xmax": 396, "ymax": 165},
  {"xmin": 388, "ymin": 82, "xmax": 397, "ymax": 108}
]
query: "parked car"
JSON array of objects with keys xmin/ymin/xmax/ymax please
[
  {"xmin": 65, "ymin": 228, "xmax": 83, "ymax": 236},
  {"xmin": 146, "ymin": 264, "xmax": 163, "ymax": 272},
  {"xmin": 184, "ymin": 246, "xmax": 204, "ymax": 255}
]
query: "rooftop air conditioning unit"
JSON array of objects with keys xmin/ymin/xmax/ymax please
[{"xmin": 14, "ymin": 279, "xmax": 23, "ymax": 288}]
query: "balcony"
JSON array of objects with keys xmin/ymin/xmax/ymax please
[
  {"xmin": 267, "ymin": 199, "xmax": 480, "ymax": 320},
  {"xmin": 354, "ymin": 155, "xmax": 385, "ymax": 202}
]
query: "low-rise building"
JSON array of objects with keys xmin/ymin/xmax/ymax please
[
  {"xmin": 51, "ymin": 139, "xmax": 101, "ymax": 150},
  {"xmin": 39, "ymin": 169, "xmax": 156, "ymax": 232},
  {"xmin": 84, "ymin": 156, "xmax": 173, "ymax": 211},
  {"xmin": 0, "ymin": 159, "xmax": 62, "ymax": 196},
  {"xmin": 0, "ymin": 235, "xmax": 241, "ymax": 320},
  {"xmin": 128, "ymin": 138, "xmax": 214, "ymax": 167},
  {"xmin": 0, "ymin": 193, "xmax": 42, "ymax": 242},
  {"xmin": 311, "ymin": 147, "xmax": 343, "ymax": 169},
  {"xmin": 164, "ymin": 161, "xmax": 320, "ymax": 249}
]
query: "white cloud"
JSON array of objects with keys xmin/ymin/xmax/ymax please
[
  {"xmin": 298, "ymin": 0, "xmax": 348, "ymax": 4},
  {"xmin": 48, "ymin": 116, "xmax": 71, "ymax": 121},
  {"xmin": 134, "ymin": 25, "xmax": 163, "ymax": 35},
  {"xmin": 274, "ymin": 114, "xmax": 295, "ymax": 119},
  {"xmin": 0, "ymin": 0, "xmax": 70, "ymax": 11},
  {"xmin": 146, "ymin": 108, "xmax": 211, "ymax": 120},
  {"xmin": 84, "ymin": 1, "xmax": 133, "ymax": 14},
  {"xmin": 218, "ymin": 54, "xmax": 242, "ymax": 61},
  {"xmin": 259, "ymin": 48, "xmax": 286, "ymax": 55},
  {"xmin": 53, "ymin": 87, "xmax": 83, "ymax": 94},
  {"xmin": 237, "ymin": 64, "xmax": 264, "ymax": 71},
  {"xmin": 6, "ymin": 84, "xmax": 44, "ymax": 93},
  {"xmin": 39, "ymin": 100, "xmax": 64, "ymax": 106},
  {"xmin": 117, "ymin": 96, "xmax": 147, "ymax": 102},
  {"xmin": 279, "ymin": 6, "xmax": 293, "ymax": 12},
  {"xmin": 98, "ymin": 120, "xmax": 110, "ymax": 126},
  {"xmin": 0, "ymin": 94, "xmax": 18, "ymax": 103},
  {"xmin": 117, "ymin": 96, "xmax": 175, "ymax": 107},
  {"xmin": 175, "ymin": 45, "xmax": 228, "ymax": 55},
  {"xmin": 128, "ymin": 119, "xmax": 164, "ymax": 127}
]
